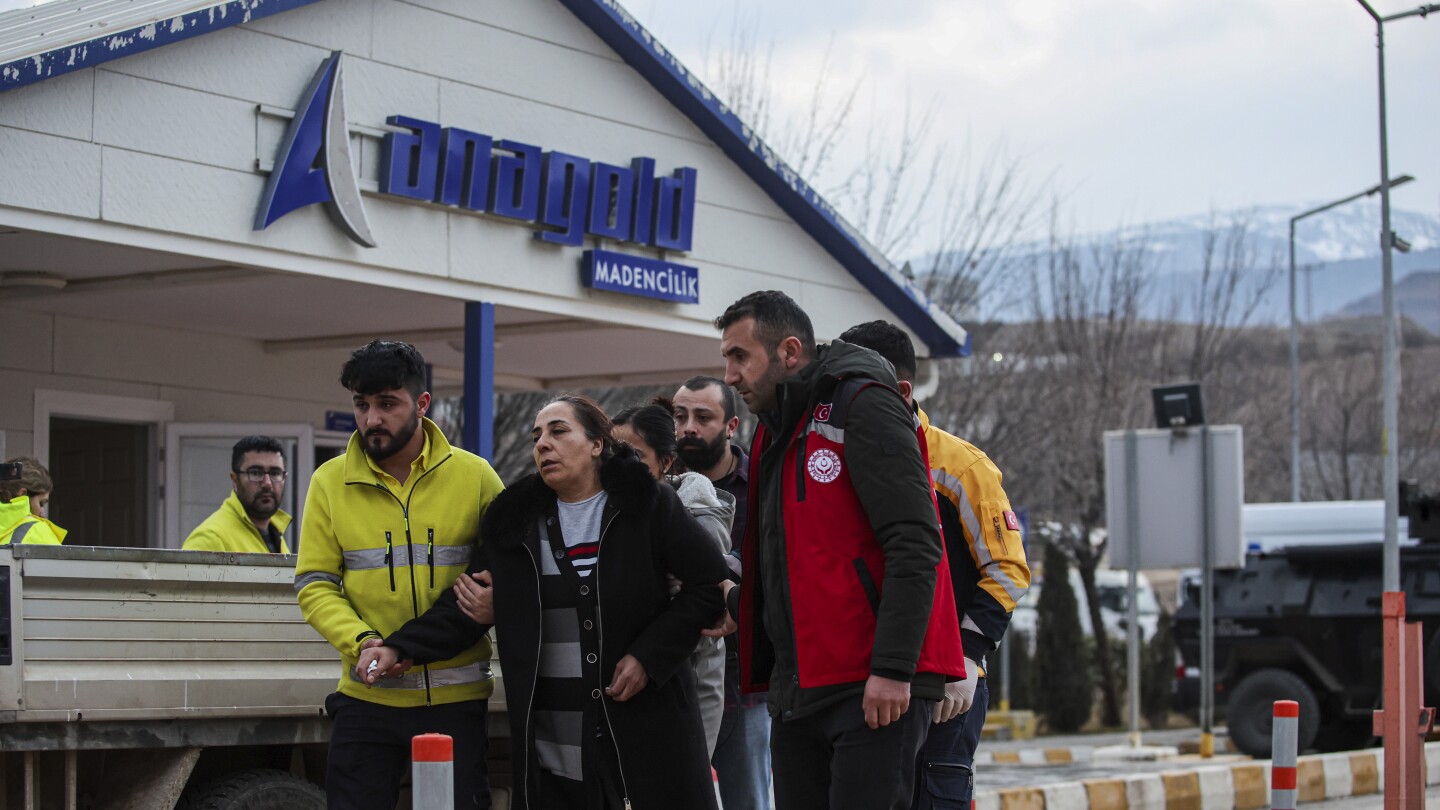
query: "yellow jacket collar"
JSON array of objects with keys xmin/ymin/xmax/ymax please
[
  {"xmin": 221, "ymin": 490, "xmax": 292, "ymax": 537},
  {"xmin": 1, "ymin": 495, "xmax": 68, "ymax": 543}
]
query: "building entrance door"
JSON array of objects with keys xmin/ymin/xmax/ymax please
[{"xmin": 48, "ymin": 417, "xmax": 149, "ymax": 548}]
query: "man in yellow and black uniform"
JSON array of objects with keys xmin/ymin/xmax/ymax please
[
  {"xmin": 296, "ymin": 340, "xmax": 505, "ymax": 809},
  {"xmin": 183, "ymin": 436, "xmax": 292, "ymax": 554},
  {"xmin": 841, "ymin": 322, "xmax": 1031, "ymax": 810}
]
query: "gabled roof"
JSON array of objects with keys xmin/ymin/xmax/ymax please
[
  {"xmin": 0, "ymin": 0, "xmax": 970, "ymax": 357},
  {"xmin": 0, "ymin": 0, "xmax": 313, "ymax": 82}
]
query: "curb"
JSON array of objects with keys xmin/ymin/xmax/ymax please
[
  {"xmin": 974, "ymin": 741, "xmax": 1440, "ymax": 809},
  {"xmin": 977, "ymin": 748, "xmax": 1095, "ymax": 766}
]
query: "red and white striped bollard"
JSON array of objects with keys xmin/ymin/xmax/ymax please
[
  {"xmin": 1271, "ymin": 700, "xmax": 1299, "ymax": 810},
  {"xmin": 412, "ymin": 732, "xmax": 454, "ymax": 810}
]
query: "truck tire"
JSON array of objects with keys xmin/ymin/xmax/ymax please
[
  {"xmin": 185, "ymin": 769, "xmax": 325, "ymax": 810},
  {"xmin": 1226, "ymin": 668, "xmax": 1320, "ymax": 758}
]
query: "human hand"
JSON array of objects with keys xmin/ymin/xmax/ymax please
[
  {"xmin": 455, "ymin": 570, "xmax": 493, "ymax": 625},
  {"xmin": 862, "ymin": 674, "xmax": 911, "ymax": 729},
  {"xmin": 355, "ymin": 641, "xmax": 411, "ymax": 686},
  {"xmin": 702, "ymin": 580, "xmax": 738, "ymax": 638},
  {"xmin": 933, "ymin": 659, "xmax": 978, "ymax": 724},
  {"xmin": 606, "ymin": 655, "xmax": 648, "ymax": 702}
]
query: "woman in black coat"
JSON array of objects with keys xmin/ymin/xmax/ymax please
[{"xmin": 359, "ymin": 394, "xmax": 728, "ymax": 810}]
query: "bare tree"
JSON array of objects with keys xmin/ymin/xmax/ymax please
[{"xmin": 1004, "ymin": 211, "xmax": 1157, "ymax": 727}]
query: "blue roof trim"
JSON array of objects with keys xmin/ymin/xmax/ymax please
[
  {"xmin": 556, "ymin": 0, "xmax": 968, "ymax": 358},
  {"xmin": 0, "ymin": 0, "xmax": 323, "ymax": 92}
]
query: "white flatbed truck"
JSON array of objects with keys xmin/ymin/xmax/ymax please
[{"xmin": 0, "ymin": 544, "xmax": 511, "ymax": 810}]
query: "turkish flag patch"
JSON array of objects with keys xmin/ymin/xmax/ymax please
[
  {"xmin": 814, "ymin": 403, "xmax": 833, "ymax": 422},
  {"xmin": 1003, "ymin": 511, "xmax": 1020, "ymax": 531}
]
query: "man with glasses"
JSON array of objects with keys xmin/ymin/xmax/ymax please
[{"xmin": 184, "ymin": 435, "xmax": 292, "ymax": 554}]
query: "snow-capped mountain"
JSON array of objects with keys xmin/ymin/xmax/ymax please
[
  {"xmin": 1114, "ymin": 200, "xmax": 1440, "ymax": 272},
  {"xmin": 920, "ymin": 202, "xmax": 1440, "ymax": 325}
]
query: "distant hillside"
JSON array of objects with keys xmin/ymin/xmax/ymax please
[
  {"xmin": 918, "ymin": 202, "xmax": 1440, "ymax": 324},
  {"xmin": 1330, "ymin": 270, "xmax": 1440, "ymax": 335}
]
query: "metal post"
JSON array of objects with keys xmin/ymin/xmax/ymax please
[
  {"xmin": 1380, "ymin": 593, "xmax": 1409, "ymax": 809},
  {"xmin": 1125, "ymin": 431, "xmax": 1141, "ymax": 748},
  {"xmin": 998, "ymin": 633, "xmax": 1011, "ymax": 712},
  {"xmin": 1349, "ymin": 6, "xmax": 1436, "ymax": 805},
  {"xmin": 1288, "ymin": 220, "xmax": 1301, "ymax": 502},
  {"xmin": 1285, "ymin": 176, "xmax": 1416, "ymax": 506},
  {"xmin": 1356, "ymin": 0, "xmax": 1440, "ymax": 589},
  {"xmin": 1372, "ymin": 10, "xmax": 1401, "ymax": 597},
  {"xmin": 463, "ymin": 301, "xmax": 496, "ymax": 460},
  {"xmin": 1199, "ymin": 426, "xmax": 1215, "ymax": 758}
]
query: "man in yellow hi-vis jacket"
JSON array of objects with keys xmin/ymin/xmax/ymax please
[
  {"xmin": 840, "ymin": 322, "xmax": 1031, "ymax": 810},
  {"xmin": 295, "ymin": 340, "xmax": 505, "ymax": 809},
  {"xmin": 183, "ymin": 436, "xmax": 292, "ymax": 554}
]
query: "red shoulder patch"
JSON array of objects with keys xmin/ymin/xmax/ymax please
[
  {"xmin": 814, "ymin": 403, "xmax": 832, "ymax": 422},
  {"xmin": 1003, "ymin": 510, "xmax": 1020, "ymax": 531}
]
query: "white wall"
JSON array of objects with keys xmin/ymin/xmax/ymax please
[
  {"xmin": 0, "ymin": 0, "xmax": 914, "ymax": 347},
  {"xmin": 0, "ymin": 304, "xmax": 349, "ymax": 458}
]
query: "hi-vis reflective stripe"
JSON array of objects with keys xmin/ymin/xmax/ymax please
[
  {"xmin": 935, "ymin": 467, "xmax": 1026, "ymax": 605},
  {"xmin": 350, "ymin": 660, "xmax": 493, "ymax": 690},
  {"xmin": 806, "ymin": 422, "xmax": 844, "ymax": 443},
  {"xmin": 342, "ymin": 545, "xmax": 473, "ymax": 571},
  {"xmin": 294, "ymin": 571, "xmax": 342, "ymax": 591}
]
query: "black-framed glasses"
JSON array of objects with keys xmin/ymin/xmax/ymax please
[{"xmin": 237, "ymin": 467, "xmax": 287, "ymax": 483}]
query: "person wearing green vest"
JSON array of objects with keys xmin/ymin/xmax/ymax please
[
  {"xmin": 0, "ymin": 457, "xmax": 66, "ymax": 546},
  {"xmin": 183, "ymin": 436, "xmax": 293, "ymax": 554}
]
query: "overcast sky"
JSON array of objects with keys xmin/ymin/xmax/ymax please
[
  {"xmin": 638, "ymin": 0, "xmax": 1440, "ymax": 238},
  {"xmin": 2, "ymin": 0, "xmax": 1437, "ymax": 243}
]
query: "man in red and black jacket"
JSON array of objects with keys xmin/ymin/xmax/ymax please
[{"xmin": 711, "ymin": 291, "xmax": 965, "ymax": 810}]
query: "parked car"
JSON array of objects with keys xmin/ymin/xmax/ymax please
[{"xmin": 1010, "ymin": 567, "xmax": 1160, "ymax": 651}]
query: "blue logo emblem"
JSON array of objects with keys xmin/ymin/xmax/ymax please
[{"xmin": 254, "ymin": 51, "xmax": 376, "ymax": 248}]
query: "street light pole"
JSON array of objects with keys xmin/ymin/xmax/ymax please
[
  {"xmin": 1349, "ymin": 4, "xmax": 1436, "ymax": 805},
  {"xmin": 1287, "ymin": 176, "xmax": 1413, "ymax": 503},
  {"xmin": 1352, "ymin": 0, "xmax": 1435, "ymax": 592}
]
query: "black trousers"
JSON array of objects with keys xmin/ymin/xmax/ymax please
[
  {"xmin": 912, "ymin": 678, "xmax": 987, "ymax": 809},
  {"xmin": 771, "ymin": 694, "xmax": 934, "ymax": 810},
  {"xmin": 324, "ymin": 691, "xmax": 490, "ymax": 810}
]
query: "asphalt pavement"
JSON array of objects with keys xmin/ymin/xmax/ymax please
[{"xmin": 977, "ymin": 726, "xmax": 1230, "ymax": 792}]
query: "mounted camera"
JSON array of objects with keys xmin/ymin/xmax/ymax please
[{"xmin": 0, "ymin": 461, "xmax": 21, "ymax": 482}]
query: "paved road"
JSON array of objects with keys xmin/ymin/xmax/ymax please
[
  {"xmin": 1304, "ymin": 785, "xmax": 1438, "ymax": 808},
  {"xmin": 978, "ymin": 726, "xmax": 1237, "ymax": 791}
]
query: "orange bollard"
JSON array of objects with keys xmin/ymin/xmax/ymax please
[
  {"xmin": 1271, "ymin": 700, "xmax": 1300, "ymax": 810},
  {"xmin": 412, "ymin": 733, "xmax": 454, "ymax": 810},
  {"xmin": 1374, "ymin": 592, "xmax": 1435, "ymax": 810}
]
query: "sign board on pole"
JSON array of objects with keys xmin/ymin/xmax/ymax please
[{"xmin": 1104, "ymin": 426, "xmax": 1245, "ymax": 569}]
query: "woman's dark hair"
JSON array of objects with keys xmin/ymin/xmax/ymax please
[
  {"xmin": 340, "ymin": 340, "xmax": 427, "ymax": 398},
  {"xmin": 612, "ymin": 400, "xmax": 679, "ymax": 466},
  {"xmin": 0, "ymin": 457, "xmax": 51, "ymax": 502},
  {"xmin": 544, "ymin": 394, "xmax": 621, "ymax": 461}
]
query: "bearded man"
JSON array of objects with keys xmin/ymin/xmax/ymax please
[
  {"xmin": 296, "ymin": 339, "xmax": 505, "ymax": 809},
  {"xmin": 184, "ymin": 436, "xmax": 293, "ymax": 554}
]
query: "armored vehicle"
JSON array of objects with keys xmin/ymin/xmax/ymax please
[{"xmin": 1174, "ymin": 484, "xmax": 1440, "ymax": 758}]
